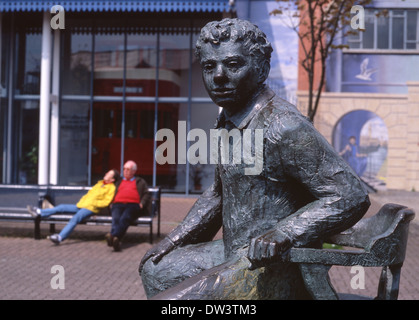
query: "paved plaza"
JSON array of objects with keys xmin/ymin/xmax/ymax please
[{"xmin": 1, "ymin": 190, "xmax": 418, "ymax": 300}]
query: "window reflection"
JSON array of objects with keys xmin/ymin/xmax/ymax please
[
  {"xmin": 57, "ymin": 14, "xmax": 221, "ymax": 191},
  {"xmin": 16, "ymin": 30, "xmax": 41, "ymax": 95},
  {"xmin": 62, "ymin": 32, "xmax": 92, "ymax": 95},
  {"xmin": 155, "ymin": 103, "xmax": 182, "ymax": 191},
  {"xmin": 17, "ymin": 101, "xmax": 39, "ymax": 184},
  {"xmin": 59, "ymin": 101, "xmax": 89, "ymax": 185}
]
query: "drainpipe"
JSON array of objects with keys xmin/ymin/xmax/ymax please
[
  {"xmin": 49, "ymin": 28, "xmax": 60, "ymax": 185},
  {"xmin": 38, "ymin": 11, "xmax": 52, "ymax": 185}
]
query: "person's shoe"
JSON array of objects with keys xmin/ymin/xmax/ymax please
[
  {"xmin": 48, "ymin": 234, "xmax": 61, "ymax": 245},
  {"xmin": 27, "ymin": 205, "xmax": 40, "ymax": 218},
  {"xmin": 112, "ymin": 236, "xmax": 121, "ymax": 252},
  {"xmin": 105, "ymin": 233, "xmax": 113, "ymax": 247}
]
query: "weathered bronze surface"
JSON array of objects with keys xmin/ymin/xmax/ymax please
[{"xmin": 139, "ymin": 18, "xmax": 371, "ymax": 300}]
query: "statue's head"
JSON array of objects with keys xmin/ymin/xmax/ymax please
[{"xmin": 195, "ymin": 18, "xmax": 273, "ymax": 111}]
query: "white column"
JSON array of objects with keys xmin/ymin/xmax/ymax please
[
  {"xmin": 38, "ymin": 11, "xmax": 52, "ymax": 185},
  {"xmin": 49, "ymin": 29, "xmax": 60, "ymax": 185}
]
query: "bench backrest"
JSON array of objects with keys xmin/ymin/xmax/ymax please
[{"xmin": 0, "ymin": 185, "xmax": 42, "ymax": 209}]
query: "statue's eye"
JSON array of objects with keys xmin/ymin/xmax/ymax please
[
  {"xmin": 203, "ymin": 62, "xmax": 215, "ymax": 71},
  {"xmin": 226, "ymin": 59, "xmax": 243, "ymax": 70}
]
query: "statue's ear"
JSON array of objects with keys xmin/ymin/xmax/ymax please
[{"xmin": 259, "ymin": 60, "xmax": 270, "ymax": 84}]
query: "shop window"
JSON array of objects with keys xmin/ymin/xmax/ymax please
[{"xmin": 140, "ymin": 109, "xmax": 155, "ymax": 139}]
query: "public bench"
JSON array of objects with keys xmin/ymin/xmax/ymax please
[
  {"xmin": 0, "ymin": 184, "xmax": 161, "ymax": 243},
  {"xmin": 288, "ymin": 203, "xmax": 415, "ymax": 300}
]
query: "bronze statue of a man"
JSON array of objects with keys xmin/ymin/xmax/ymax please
[{"xmin": 139, "ymin": 18, "xmax": 370, "ymax": 299}]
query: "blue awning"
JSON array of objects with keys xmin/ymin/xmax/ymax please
[{"xmin": 0, "ymin": 0, "xmax": 232, "ymax": 12}]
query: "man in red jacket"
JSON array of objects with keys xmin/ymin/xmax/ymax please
[{"xmin": 106, "ymin": 160, "xmax": 151, "ymax": 251}]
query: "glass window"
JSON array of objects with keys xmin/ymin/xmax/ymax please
[
  {"xmin": 362, "ymin": 12, "xmax": 375, "ymax": 49},
  {"xmin": 347, "ymin": 32, "xmax": 361, "ymax": 49},
  {"xmin": 92, "ymin": 31, "xmax": 125, "ymax": 180},
  {"xmin": 0, "ymin": 100, "xmax": 5, "ymax": 183},
  {"xmin": 140, "ymin": 109, "xmax": 155, "ymax": 139},
  {"xmin": 0, "ymin": 15, "xmax": 7, "ymax": 96},
  {"xmin": 407, "ymin": 11, "xmax": 417, "ymax": 49},
  {"xmin": 0, "ymin": 16, "xmax": 8, "ymax": 183},
  {"xmin": 62, "ymin": 32, "xmax": 93, "ymax": 95},
  {"xmin": 16, "ymin": 101, "xmax": 39, "ymax": 184},
  {"xmin": 93, "ymin": 108, "xmax": 114, "ymax": 138},
  {"xmin": 159, "ymin": 32, "xmax": 190, "ymax": 97},
  {"xmin": 15, "ymin": 31, "xmax": 42, "ymax": 95},
  {"xmin": 407, "ymin": 11, "xmax": 417, "ymax": 40},
  {"xmin": 115, "ymin": 109, "xmax": 138, "ymax": 138},
  {"xmin": 92, "ymin": 102, "xmax": 119, "ymax": 182},
  {"xmin": 59, "ymin": 101, "xmax": 89, "ymax": 185},
  {"xmin": 155, "ymin": 103, "xmax": 184, "ymax": 192},
  {"xmin": 392, "ymin": 16, "xmax": 405, "ymax": 49},
  {"xmin": 377, "ymin": 15, "xmax": 389, "ymax": 49},
  {"xmin": 188, "ymin": 103, "xmax": 219, "ymax": 193},
  {"xmin": 11, "ymin": 14, "xmax": 41, "ymax": 184},
  {"xmin": 56, "ymin": 12, "xmax": 223, "ymax": 191},
  {"xmin": 191, "ymin": 31, "xmax": 212, "ymax": 96},
  {"xmin": 347, "ymin": 9, "xmax": 419, "ymax": 51},
  {"xmin": 155, "ymin": 28, "xmax": 190, "ymax": 191}
]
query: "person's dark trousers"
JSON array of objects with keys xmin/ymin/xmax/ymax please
[{"xmin": 111, "ymin": 203, "xmax": 141, "ymax": 239}]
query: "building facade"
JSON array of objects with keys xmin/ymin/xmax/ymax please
[
  {"xmin": 298, "ymin": 0, "xmax": 419, "ymax": 191},
  {"xmin": 0, "ymin": 0, "xmax": 234, "ymax": 193},
  {"xmin": 4, "ymin": 0, "xmax": 415, "ymax": 193},
  {"xmin": 0, "ymin": 0, "xmax": 301, "ymax": 194}
]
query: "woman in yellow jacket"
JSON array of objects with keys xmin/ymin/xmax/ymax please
[{"xmin": 27, "ymin": 169, "xmax": 119, "ymax": 244}]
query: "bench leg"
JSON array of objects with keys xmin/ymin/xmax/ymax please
[
  {"xmin": 149, "ymin": 221, "xmax": 153, "ymax": 244},
  {"xmin": 34, "ymin": 216, "xmax": 41, "ymax": 240},
  {"xmin": 157, "ymin": 215, "xmax": 160, "ymax": 238},
  {"xmin": 299, "ymin": 263, "xmax": 338, "ymax": 300},
  {"xmin": 376, "ymin": 264, "xmax": 402, "ymax": 300},
  {"xmin": 50, "ymin": 224, "xmax": 56, "ymax": 234}
]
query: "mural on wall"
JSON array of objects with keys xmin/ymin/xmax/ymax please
[
  {"xmin": 341, "ymin": 53, "xmax": 419, "ymax": 94},
  {"xmin": 355, "ymin": 58, "xmax": 377, "ymax": 81},
  {"xmin": 333, "ymin": 110, "xmax": 388, "ymax": 190}
]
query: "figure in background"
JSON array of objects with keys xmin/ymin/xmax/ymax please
[
  {"xmin": 28, "ymin": 169, "xmax": 119, "ymax": 244},
  {"xmin": 106, "ymin": 160, "xmax": 151, "ymax": 251},
  {"xmin": 339, "ymin": 136, "xmax": 368, "ymax": 177}
]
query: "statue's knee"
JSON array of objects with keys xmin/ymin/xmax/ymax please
[
  {"xmin": 140, "ymin": 258, "xmax": 155, "ymax": 282},
  {"xmin": 140, "ymin": 259, "xmax": 161, "ymax": 298}
]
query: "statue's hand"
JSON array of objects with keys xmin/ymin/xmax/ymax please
[
  {"xmin": 139, "ymin": 237, "xmax": 175, "ymax": 274},
  {"xmin": 247, "ymin": 229, "xmax": 292, "ymax": 270}
]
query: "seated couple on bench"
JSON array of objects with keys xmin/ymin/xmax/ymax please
[{"xmin": 27, "ymin": 160, "xmax": 151, "ymax": 251}]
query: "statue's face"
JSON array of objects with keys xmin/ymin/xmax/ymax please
[{"xmin": 199, "ymin": 41, "xmax": 261, "ymax": 111}]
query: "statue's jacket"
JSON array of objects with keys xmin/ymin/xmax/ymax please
[{"xmin": 169, "ymin": 86, "xmax": 371, "ymax": 260}]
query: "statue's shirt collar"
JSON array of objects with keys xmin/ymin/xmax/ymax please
[{"xmin": 215, "ymin": 86, "xmax": 275, "ymax": 129}]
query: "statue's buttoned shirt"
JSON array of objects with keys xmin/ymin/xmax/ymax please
[{"xmin": 170, "ymin": 86, "xmax": 370, "ymax": 259}]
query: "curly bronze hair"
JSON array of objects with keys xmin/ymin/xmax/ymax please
[{"xmin": 195, "ymin": 18, "xmax": 273, "ymax": 66}]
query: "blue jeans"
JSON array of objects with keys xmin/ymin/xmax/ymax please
[
  {"xmin": 40, "ymin": 204, "xmax": 93, "ymax": 241},
  {"xmin": 110, "ymin": 203, "xmax": 141, "ymax": 239}
]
